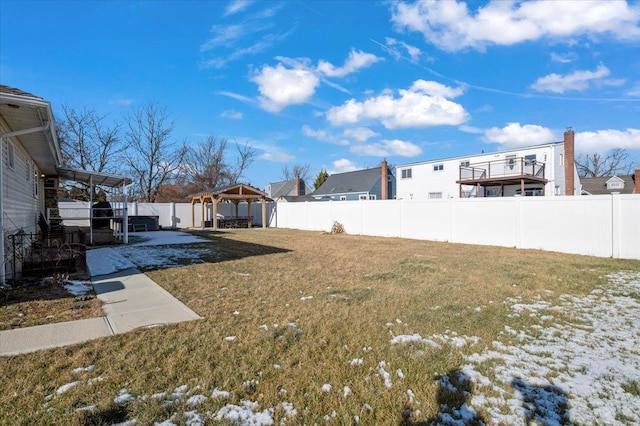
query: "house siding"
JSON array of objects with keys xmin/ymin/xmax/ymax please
[
  {"xmin": 396, "ymin": 144, "xmax": 569, "ymax": 200},
  {"xmin": 3, "ymin": 136, "xmax": 41, "ymax": 235}
]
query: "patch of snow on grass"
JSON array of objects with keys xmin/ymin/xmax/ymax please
[
  {"xmin": 321, "ymin": 384, "xmax": 331, "ymax": 393},
  {"xmin": 214, "ymin": 400, "xmax": 274, "ymax": 425},
  {"xmin": 461, "ymin": 271, "xmax": 640, "ymax": 425},
  {"xmin": 211, "ymin": 388, "xmax": 230, "ymax": 399},
  {"xmin": 186, "ymin": 395, "xmax": 207, "ymax": 407},
  {"xmin": 378, "ymin": 361, "xmax": 393, "ymax": 389},
  {"xmin": 86, "ymin": 248, "xmax": 136, "ymax": 276},
  {"xmin": 56, "ymin": 381, "xmax": 80, "ymax": 395},
  {"xmin": 64, "ymin": 280, "xmax": 93, "ymax": 297},
  {"xmin": 114, "ymin": 389, "xmax": 135, "ymax": 404}
]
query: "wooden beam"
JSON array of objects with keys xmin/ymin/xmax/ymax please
[
  {"xmin": 200, "ymin": 200, "xmax": 205, "ymax": 229},
  {"xmin": 261, "ymin": 198, "xmax": 267, "ymax": 228}
]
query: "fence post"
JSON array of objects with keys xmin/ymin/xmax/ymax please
[{"xmin": 611, "ymin": 194, "xmax": 620, "ymax": 258}]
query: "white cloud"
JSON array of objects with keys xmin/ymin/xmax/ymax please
[
  {"xmin": 251, "ymin": 64, "xmax": 320, "ymax": 112},
  {"xmin": 410, "ymin": 79, "xmax": 465, "ymax": 98},
  {"xmin": 328, "ymin": 158, "xmax": 359, "ymax": 174},
  {"xmin": 575, "ymin": 128, "xmax": 640, "ymax": 153},
  {"xmin": 317, "ymin": 49, "xmax": 384, "ymax": 78},
  {"xmin": 385, "ymin": 37, "xmax": 422, "ymax": 62},
  {"xmin": 326, "ymin": 80, "xmax": 468, "ymax": 129},
  {"xmin": 217, "ymin": 90, "xmax": 255, "ymax": 104},
  {"xmin": 551, "ymin": 52, "xmax": 578, "ymax": 63},
  {"xmin": 351, "ymin": 139, "xmax": 422, "ymax": 157},
  {"xmin": 459, "ymin": 124, "xmax": 484, "ymax": 134},
  {"xmin": 302, "ymin": 125, "xmax": 348, "ymax": 145},
  {"xmin": 627, "ymin": 82, "xmax": 640, "ymax": 96},
  {"xmin": 391, "ymin": 0, "xmax": 640, "ymax": 52},
  {"xmin": 343, "ymin": 127, "xmax": 379, "ymax": 142},
  {"xmin": 531, "ymin": 64, "xmax": 620, "ymax": 93},
  {"xmin": 220, "ymin": 109, "xmax": 243, "ymax": 119},
  {"xmin": 224, "ymin": 0, "xmax": 253, "ymax": 17},
  {"xmin": 484, "ymin": 123, "xmax": 558, "ymax": 147}
]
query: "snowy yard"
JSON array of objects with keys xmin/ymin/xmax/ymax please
[{"xmin": 2, "ymin": 230, "xmax": 639, "ymax": 424}]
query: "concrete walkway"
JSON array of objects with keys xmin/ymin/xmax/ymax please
[{"xmin": 0, "ymin": 266, "xmax": 201, "ymax": 357}]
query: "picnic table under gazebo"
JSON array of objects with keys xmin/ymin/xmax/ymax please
[{"xmin": 190, "ymin": 184, "xmax": 270, "ymax": 230}]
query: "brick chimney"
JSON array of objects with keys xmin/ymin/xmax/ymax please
[
  {"xmin": 634, "ymin": 168, "xmax": 640, "ymax": 194},
  {"xmin": 563, "ymin": 128, "xmax": 575, "ymax": 196},
  {"xmin": 295, "ymin": 173, "xmax": 301, "ymax": 196},
  {"xmin": 381, "ymin": 159, "xmax": 388, "ymax": 200}
]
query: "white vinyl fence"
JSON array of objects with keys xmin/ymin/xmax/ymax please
[
  {"xmin": 57, "ymin": 195, "xmax": 640, "ymax": 260},
  {"xmin": 271, "ymin": 195, "xmax": 640, "ymax": 260}
]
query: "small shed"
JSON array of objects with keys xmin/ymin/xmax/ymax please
[{"xmin": 190, "ymin": 184, "xmax": 270, "ymax": 230}]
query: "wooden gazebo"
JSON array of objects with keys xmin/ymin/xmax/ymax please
[{"xmin": 190, "ymin": 184, "xmax": 270, "ymax": 230}]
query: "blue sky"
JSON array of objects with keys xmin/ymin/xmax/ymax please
[{"xmin": 2, "ymin": 0, "xmax": 640, "ymax": 189}]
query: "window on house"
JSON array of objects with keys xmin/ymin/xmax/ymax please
[
  {"xmin": 359, "ymin": 194, "xmax": 368, "ymax": 200},
  {"xmin": 460, "ymin": 160, "xmax": 470, "ymax": 167},
  {"xmin": 7, "ymin": 142, "xmax": 15, "ymax": 169},
  {"xmin": 401, "ymin": 168, "xmax": 412, "ymax": 179},
  {"xmin": 369, "ymin": 195, "xmax": 376, "ymax": 200},
  {"xmin": 428, "ymin": 192, "xmax": 442, "ymax": 199},
  {"xmin": 607, "ymin": 180, "xmax": 623, "ymax": 189},
  {"xmin": 339, "ymin": 195, "xmax": 347, "ymax": 201},
  {"xmin": 433, "ymin": 164, "xmax": 444, "ymax": 172},
  {"xmin": 524, "ymin": 154, "xmax": 536, "ymax": 164}
]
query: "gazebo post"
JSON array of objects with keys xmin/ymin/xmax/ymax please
[
  {"xmin": 247, "ymin": 199, "xmax": 252, "ymax": 225},
  {"xmin": 213, "ymin": 197, "xmax": 219, "ymax": 230},
  {"xmin": 191, "ymin": 199, "xmax": 195, "ymax": 228},
  {"xmin": 261, "ymin": 197, "xmax": 267, "ymax": 228},
  {"xmin": 200, "ymin": 197, "xmax": 205, "ymax": 229}
]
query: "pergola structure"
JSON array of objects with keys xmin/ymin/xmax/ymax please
[{"xmin": 190, "ymin": 184, "xmax": 270, "ymax": 230}]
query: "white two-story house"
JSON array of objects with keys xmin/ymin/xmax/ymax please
[{"xmin": 396, "ymin": 130, "xmax": 581, "ymax": 200}]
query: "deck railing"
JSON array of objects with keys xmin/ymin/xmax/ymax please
[{"xmin": 459, "ymin": 158, "xmax": 545, "ymax": 181}]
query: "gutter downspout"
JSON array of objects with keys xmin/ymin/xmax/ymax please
[{"xmin": 0, "ymin": 122, "xmax": 51, "ymax": 283}]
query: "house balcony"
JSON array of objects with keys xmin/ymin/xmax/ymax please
[{"xmin": 456, "ymin": 157, "xmax": 548, "ymax": 197}]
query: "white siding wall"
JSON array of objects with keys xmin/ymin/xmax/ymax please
[
  {"xmin": 2, "ymin": 137, "xmax": 40, "ymax": 235},
  {"xmin": 397, "ymin": 144, "xmax": 563, "ymax": 200}
]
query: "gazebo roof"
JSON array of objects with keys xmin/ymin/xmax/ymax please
[{"xmin": 191, "ymin": 183, "xmax": 270, "ymax": 201}]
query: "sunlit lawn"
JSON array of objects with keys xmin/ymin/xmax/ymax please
[{"xmin": 0, "ymin": 228, "xmax": 637, "ymax": 425}]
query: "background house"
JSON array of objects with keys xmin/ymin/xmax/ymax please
[
  {"xmin": 312, "ymin": 160, "xmax": 394, "ymax": 201},
  {"xmin": 396, "ymin": 130, "xmax": 581, "ymax": 199},
  {"xmin": 581, "ymin": 171, "xmax": 640, "ymax": 195},
  {"xmin": 265, "ymin": 177, "xmax": 313, "ymax": 199}
]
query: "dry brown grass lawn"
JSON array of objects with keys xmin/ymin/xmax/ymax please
[
  {"xmin": 0, "ymin": 228, "xmax": 637, "ymax": 425},
  {"xmin": 0, "ymin": 277, "xmax": 102, "ymax": 330}
]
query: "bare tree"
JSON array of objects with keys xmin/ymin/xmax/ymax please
[
  {"xmin": 282, "ymin": 163, "xmax": 311, "ymax": 181},
  {"xmin": 185, "ymin": 136, "xmax": 230, "ymax": 190},
  {"xmin": 124, "ymin": 103, "xmax": 187, "ymax": 202},
  {"xmin": 228, "ymin": 141, "xmax": 257, "ymax": 185},
  {"xmin": 185, "ymin": 138, "xmax": 256, "ymax": 193},
  {"xmin": 57, "ymin": 105, "xmax": 123, "ymax": 198},
  {"xmin": 576, "ymin": 149, "xmax": 638, "ymax": 178}
]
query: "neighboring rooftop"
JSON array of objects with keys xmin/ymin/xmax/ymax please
[
  {"xmin": 313, "ymin": 166, "xmax": 385, "ymax": 196},
  {"xmin": 581, "ymin": 175, "xmax": 636, "ymax": 195}
]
